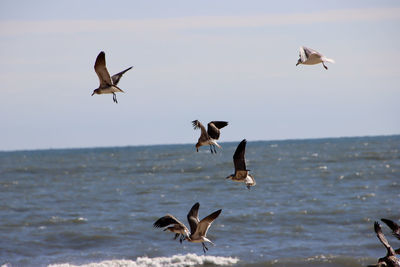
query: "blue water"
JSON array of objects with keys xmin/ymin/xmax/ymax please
[{"xmin": 0, "ymin": 135, "xmax": 399, "ymax": 267}]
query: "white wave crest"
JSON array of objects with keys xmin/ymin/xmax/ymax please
[{"xmin": 48, "ymin": 253, "xmax": 239, "ymax": 267}]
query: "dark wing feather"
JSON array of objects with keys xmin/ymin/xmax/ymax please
[
  {"xmin": 207, "ymin": 121, "xmax": 228, "ymax": 140},
  {"xmin": 111, "ymin": 66, "xmax": 133, "ymax": 85},
  {"xmin": 233, "ymin": 139, "xmax": 247, "ymax": 171},
  {"xmin": 187, "ymin": 202, "xmax": 200, "ymax": 235},
  {"xmin": 374, "ymin": 221, "xmax": 396, "ymax": 257},
  {"xmin": 211, "ymin": 121, "xmax": 228, "ymax": 129},
  {"xmin": 153, "ymin": 214, "xmax": 183, "ymax": 228},
  {"xmin": 192, "ymin": 120, "xmax": 208, "ymax": 138},
  {"xmin": 94, "ymin": 51, "xmax": 112, "ymax": 87},
  {"xmin": 381, "ymin": 218, "xmax": 400, "ymax": 240}
]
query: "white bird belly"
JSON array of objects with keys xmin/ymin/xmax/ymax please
[{"xmin": 99, "ymin": 86, "xmax": 123, "ymax": 94}]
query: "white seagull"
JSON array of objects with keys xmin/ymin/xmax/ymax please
[
  {"xmin": 153, "ymin": 202, "xmax": 222, "ymax": 253},
  {"xmin": 296, "ymin": 46, "xmax": 334, "ymax": 70},
  {"xmin": 192, "ymin": 120, "xmax": 228, "ymax": 154},
  {"xmin": 92, "ymin": 51, "xmax": 133, "ymax": 103},
  {"xmin": 226, "ymin": 139, "xmax": 256, "ymax": 189}
]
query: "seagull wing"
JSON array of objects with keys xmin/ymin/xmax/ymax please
[
  {"xmin": 111, "ymin": 66, "xmax": 133, "ymax": 85},
  {"xmin": 193, "ymin": 209, "xmax": 222, "ymax": 238},
  {"xmin": 381, "ymin": 218, "xmax": 400, "ymax": 240},
  {"xmin": 300, "ymin": 46, "xmax": 322, "ymax": 61},
  {"xmin": 187, "ymin": 202, "xmax": 200, "ymax": 235},
  {"xmin": 94, "ymin": 51, "xmax": 112, "ymax": 87},
  {"xmin": 207, "ymin": 121, "xmax": 228, "ymax": 140},
  {"xmin": 192, "ymin": 120, "xmax": 208, "ymax": 140},
  {"xmin": 233, "ymin": 139, "xmax": 247, "ymax": 171},
  {"xmin": 374, "ymin": 221, "xmax": 396, "ymax": 257},
  {"xmin": 153, "ymin": 214, "xmax": 186, "ymax": 229}
]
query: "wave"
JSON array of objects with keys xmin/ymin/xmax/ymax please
[{"xmin": 48, "ymin": 253, "xmax": 239, "ymax": 267}]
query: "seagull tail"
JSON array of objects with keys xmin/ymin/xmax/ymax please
[
  {"xmin": 323, "ymin": 57, "xmax": 335, "ymax": 64},
  {"xmin": 212, "ymin": 141, "xmax": 221, "ymax": 148}
]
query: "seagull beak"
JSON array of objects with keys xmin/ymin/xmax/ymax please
[
  {"xmin": 91, "ymin": 92, "xmax": 95, "ymax": 96},
  {"xmin": 196, "ymin": 148, "xmax": 199, "ymax": 152},
  {"xmin": 296, "ymin": 62, "xmax": 299, "ymax": 66}
]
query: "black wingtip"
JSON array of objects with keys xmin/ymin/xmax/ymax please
[
  {"xmin": 214, "ymin": 209, "xmax": 222, "ymax": 217},
  {"xmin": 192, "ymin": 120, "xmax": 199, "ymax": 129},
  {"xmin": 374, "ymin": 221, "xmax": 381, "ymax": 232}
]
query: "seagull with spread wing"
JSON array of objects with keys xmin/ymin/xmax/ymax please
[
  {"xmin": 153, "ymin": 202, "xmax": 222, "ymax": 253},
  {"xmin": 226, "ymin": 139, "xmax": 256, "ymax": 189},
  {"xmin": 192, "ymin": 120, "xmax": 228, "ymax": 154},
  {"xmin": 368, "ymin": 222, "xmax": 400, "ymax": 267},
  {"xmin": 296, "ymin": 46, "xmax": 334, "ymax": 70},
  {"xmin": 92, "ymin": 51, "xmax": 133, "ymax": 103}
]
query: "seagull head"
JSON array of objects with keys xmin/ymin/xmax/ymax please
[
  {"xmin": 91, "ymin": 89, "xmax": 99, "ymax": 96},
  {"xmin": 225, "ymin": 174, "xmax": 234, "ymax": 180}
]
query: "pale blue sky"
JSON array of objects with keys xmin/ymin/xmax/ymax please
[{"xmin": 0, "ymin": 0, "xmax": 399, "ymax": 151}]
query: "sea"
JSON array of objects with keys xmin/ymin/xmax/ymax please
[{"xmin": 1, "ymin": 135, "xmax": 399, "ymax": 267}]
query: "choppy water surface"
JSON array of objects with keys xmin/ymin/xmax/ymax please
[{"xmin": 0, "ymin": 136, "xmax": 399, "ymax": 267}]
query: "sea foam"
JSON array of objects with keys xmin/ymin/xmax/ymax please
[{"xmin": 48, "ymin": 253, "xmax": 239, "ymax": 267}]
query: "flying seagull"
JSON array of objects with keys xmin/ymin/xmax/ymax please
[
  {"xmin": 153, "ymin": 214, "xmax": 189, "ymax": 244},
  {"xmin": 226, "ymin": 139, "xmax": 256, "ymax": 189},
  {"xmin": 92, "ymin": 51, "xmax": 133, "ymax": 103},
  {"xmin": 296, "ymin": 46, "xmax": 334, "ymax": 70},
  {"xmin": 192, "ymin": 120, "xmax": 228, "ymax": 153},
  {"xmin": 153, "ymin": 202, "xmax": 222, "ymax": 253},
  {"xmin": 367, "ymin": 222, "xmax": 400, "ymax": 267}
]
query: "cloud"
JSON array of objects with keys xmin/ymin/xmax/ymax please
[{"xmin": 1, "ymin": 7, "xmax": 400, "ymax": 36}]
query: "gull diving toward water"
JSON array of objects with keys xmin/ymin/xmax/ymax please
[
  {"xmin": 153, "ymin": 202, "xmax": 222, "ymax": 254},
  {"xmin": 192, "ymin": 120, "xmax": 228, "ymax": 154},
  {"xmin": 367, "ymin": 222, "xmax": 400, "ymax": 267},
  {"xmin": 92, "ymin": 51, "xmax": 133, "ymax": 103},
  {"xmin": 226, "ymin": 139, "xmax": 256, "ymax": 189},
  {"xmin": 296, "ymin": 46, "xmax": 334, "ymax": 70}
]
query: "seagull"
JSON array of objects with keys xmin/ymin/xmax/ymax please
[
  {"xmin": 226, "ymin": 139, "xmax": 256, "ymax": 189},
  {"xmin": 381, "ymin": 218, "xmax": 400, "ymax": 254},
  {"xmin": 153, "ymin": 202, "xmax": 222, "ymax": 254},
  {"xmin": 153, "ymin": 214, "xmax": 189, "ymax": 244},
  {"xmin": 295, "ymin": 46, "xmax": 334, "ymax": 70},
  {"xmin": 92, "ymin": 51, "xmax": 133, "ymax": 103},
  {"xmin": 192, "ymin": 120, "xmax": 228, "ymax": 153},
  {"xmin": 367, "ymin": 222, "xmax": 400, "ymax": 267}
]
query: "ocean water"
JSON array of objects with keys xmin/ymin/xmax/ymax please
[{"xmin": 0, "ymin": 135, "xmax": 399, "ymax": 267}]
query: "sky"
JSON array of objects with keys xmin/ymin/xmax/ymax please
[{"xmin": 0, "ymin": 0, "xmax": 399, "ymax": 151}]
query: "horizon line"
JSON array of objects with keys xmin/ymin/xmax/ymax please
[{"xmin": 1, "ymin": 133, "xmax": 398, "ymax": 153}]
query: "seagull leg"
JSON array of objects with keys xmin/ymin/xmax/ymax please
[
  {"xmin": 173, "ymin": 233, "xmax": 179, "ymax": 240},
  {"xmin": 209, "ymin": 145, "xmax": 214, "ymax": 154},
  {"xmin": 213, "ymin": 145, "xmax": 217, "ymax": 153},
  {"xmin": 202, "ymin": 242, "xmax": 208, "ymax": 254},
  {"xmin": 322, "ymin": 63, "xmax": 328, "ymax": 70},
  {"xmin": 113, "ymin": 93, "xmax": 118, "ymax": 103}
]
